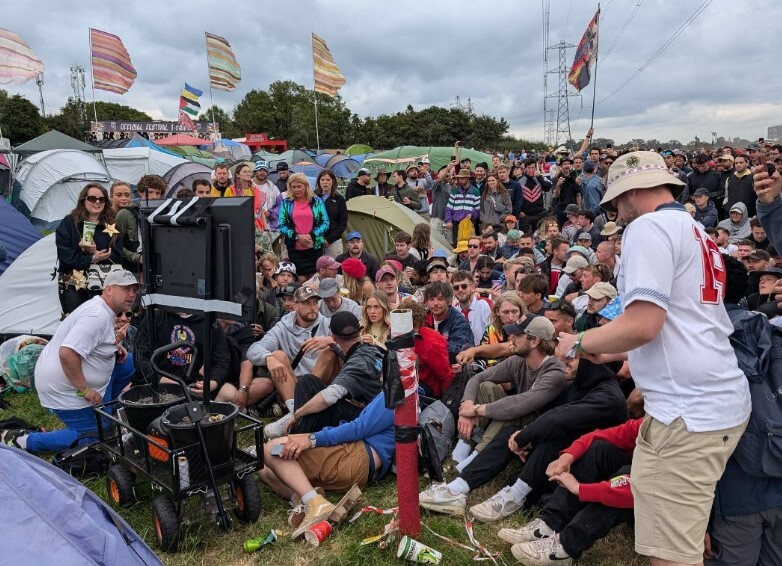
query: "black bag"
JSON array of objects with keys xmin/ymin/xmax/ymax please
[
  {"xmin": 382, "ymin": 333, "xmax": 415, "ymax": 409},
  {"xmin": 418, "ymin": 400, "xmax": 455, "ymax": 482},
  {"xmin": 52, "ymin": 439, "xmax": 109, "ymax": 478},
  {"xmin": 440, "ymin": 364, "xmax": 480, "ymax": 423}
]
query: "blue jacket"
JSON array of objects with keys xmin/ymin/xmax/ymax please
[
  {"xmin": 313, "ymin": 392, "xmax": 395, "ymax": 480},
  {"xmin": 426, "ymin": 307, "xmax": 475, "ymax": 362}
]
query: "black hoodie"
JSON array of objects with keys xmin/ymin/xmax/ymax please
[
  {"xmin": 345, "ymin": 178, "xmax": 372, "ymax": 201},
  {"xmin": 512, "ymin": 358, "xmax": 628, "ymax": 449}
]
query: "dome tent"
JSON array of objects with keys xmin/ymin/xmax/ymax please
[
  {"xmin": 363, "ymin": 145, "xmax": 493, "ymax": 177},
  {"xmin": 0, "ymin": 198, "xmax": 41, "ymax": 276},
  {"xmin": 103, "ymin": 147, "xmax": 187, "ymax": 186},
  {"xmin": 162, "ymin": 161, "xmax": 213, "ymax": 197}
]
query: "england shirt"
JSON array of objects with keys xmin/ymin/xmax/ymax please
[{"xmin": 618, "ymin": 203, "xmax": 750, "ymax": 432}]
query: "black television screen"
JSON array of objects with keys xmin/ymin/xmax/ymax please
[{"xmin": 139, "ymin": 197, "xmax": 256, "ymax": 322}]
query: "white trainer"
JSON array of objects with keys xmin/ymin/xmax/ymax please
[
  {"xmin": 469, "ymin": 485, "xmax": 522, "ymax": 522},
  {"xmin": 498, "ymin": 517, "xmax": 555, "ymax": 544},
  {"xmin": 511, "ymin": 534, "xmax": 572, "ymax": 566},
  {"xmin": 418, "ymin": 483, "xmax": 467, "ymax": 515}
]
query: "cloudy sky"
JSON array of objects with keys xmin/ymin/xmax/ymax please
[{"xmin": 4, "ymin": 0, "xmax": 781, "ymax": 144}]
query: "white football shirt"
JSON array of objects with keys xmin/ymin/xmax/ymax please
[{"xmin": 618, "ymin": 203, "xmax": 750, "ymax": 432}]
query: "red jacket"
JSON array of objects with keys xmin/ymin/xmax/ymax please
[
  {"xmin": 561, "ymin": 418, "xmax": 643, "ymax": 509},
  {"xmin": 414, "ymin": 326, "xmax": 453, "ymax": 397}
]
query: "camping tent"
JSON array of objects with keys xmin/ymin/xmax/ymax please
[
  {"xmin": 0, "ymin": 443, "xmax": 163, "ymax": 565},
  {"xmin": 208, "ymin": 138, "xmax": 252, "ymax": 161},
  {"xmin": 0, "ymin": 153, "xmax": 10, "ymax": 197},
  {"xmin": 155, "ymin": 133, "xmax": 213, "ymax": 146},
  {"xmin": 13, "ymin": 149, "xmax": 112, "ymax": 229},
  {"xmin": 345, "ymin": 143, "xmax": 372, "ymax": 156},
  {"xmin": 162, "ymin": 161, "xmax": 213, "ymax": 197},
  {"xmin": 266, "ymin": 149, "xmax": 315, "ymax": 170},
  {"xmin": 363, "ymin": 146, "xmax": 493, "ymax": 176},
  {"xmin": 123, "ymin": 133, "xmax": 183, "ymax": 157},
  {"xmin": 103, "ymin": 147, "xmax": 187, "ymax": 186},
  {"xmin": 0, "ymin": 198, "xmax": 41, "ymax": 276},
  {"xmin": 165, "ymin": 145, "xmax": 216, "ymax": 168},
  {"xmin": 13, "ymin": 129, "xmax": 103, "ymax": 158},
  {"xmin": 0, "ymin": 234, "xmax": 60, "ymax": 336},
  {"xmin": 346, "ymin": 195, "xmax": 452, "ymax": 259}
]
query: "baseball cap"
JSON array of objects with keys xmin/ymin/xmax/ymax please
[
  {"xmin": 746, "ymin": 143, "xmax": 762, "ymax": 151},
  {"xmin": 426, "ymin": 262, "xmax": 448, "ymax": 274},
  {"xmin": 577, "ymin": 232, "xmax": 592, "ymax": 242},
  {"xmin": 600, "ymin": 221, "xmax": 621, "ymax": 236},
  {"xmin": 420, "ymin": 158, "xmax": 431, "ymax": 164},
  {"xmin": 104, "ymin": 270, "xmax": 138, "ymax": 287},
  {"xmin": 375, "ymin": 266, "xmax": 397, "ymax": 282},
  {"xmin": 505, "ymin": 214, "xmax": 518, "ymax": 223},
  {"xmin": 692, "ymin": 187, "xmax": 710, "ymax": 197},
  {"xmin": 503, "ymin": 314, "xmax": 555, "ymax": 340},
  {"xmin": 318, "ymin": 277, "xmax": 339, "ymax": 298},
  {"xmin": 506, "ymin": 229, "xmax": 521, "ymax": 240},
  {"xmin": 385, "ymin": 259, "xmax": 403, "ymax": 272},
  {"xmin": 660, "ymin": 150, "xmax": 674, "ymax": 157},
  {"xmin": 253, "ymin": 160, "xmax": 270, "ymax": 172},
  {"xmin": 598, "ymin": 296, "xmax": 623, "ymax": 321},
  {"xmin": 564, "ymin": 204, "xmax": 580, "ymax": 215},
  {"xmin": 563, "ymin": 256, "xmax": 589, "ymax": 274},
  {"xmin": 274, "ymin": 261, "xmax": 297, "ymax": 276},
  {"xmin": 566, "ymin": 245, "xmax": 591, "ymax": 260},
  {"xmin": 276, "ymin": 282, "xmax": 302, "ymax": 297},
  {"xmin": 357, "ymin": 168, "xmax": 371, "ymax": 177},
  {"xmin": 584, "ymin": 282, "xmax": 618, "ymax": 300},
  {"xmin": 406, "ymin": 164, "xmax": 418, "ymax": 172},
  {"xmin": 346, "ymin": 231, "xmax": 362, "ymax": 241},
  {"xmin": 330, "ymin": 311, "xmax": 361, "ymax": 339},
  {"xmin": 294, "ymin": 285, "xmax": 320, "ymax": 302},
  {"xmin": 316, "ymin": 256, "xmax": 341, "ymax": 270},
  {"xmin": 718, "ymin": 154, "xmax": 735, "ymax": 162},
  {"xmin": 601, "ymin": 151, "xmax": 686, "ymax": 212},
  {"xmin": 746, "ymin": 249, "xmax": 771, "ymax": 262},
  {"xmin": 453, "ymin": 241, "xmax": 469, "ymax": 253},
  {"xmin": 276, "ymin": 161, "xmax": 289, "ymax": 171}
]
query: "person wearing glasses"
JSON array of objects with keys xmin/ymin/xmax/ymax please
[
  {"xmin": 458, "ymin": 237, "xmax": 486, "ymax": 273},
  {"xmin": 55, "ymin": 183, "xmax": 124, "ymax": 317}
]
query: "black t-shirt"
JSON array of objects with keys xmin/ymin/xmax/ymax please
[{"xmin": 554, "ymin": 170, "xmax": 580, "ymax": 206}]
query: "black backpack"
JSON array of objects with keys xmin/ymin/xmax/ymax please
[
  {"xmin": 52, "ymin": 437, "xmax": 109, "ymax": 478},
  {"xmin": 440, "ymin": 364, "xmax": 481, "ymax": 423}
]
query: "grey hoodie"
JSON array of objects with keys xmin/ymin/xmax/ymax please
[
  {"xmin": 246, "ymin": 311, "xmax": 331, "ymax": 376},
  {"xmin": 717, "ymin": 201, "xmax": 751, "ymax": 243}
]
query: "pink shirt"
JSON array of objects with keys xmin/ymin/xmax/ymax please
[{"xmin": 292, "ymin": 200, "xmax": 314, "ymax": 250}]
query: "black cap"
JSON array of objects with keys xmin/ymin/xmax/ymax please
[
  {"xmin": 276, "ymin": 282, "xmax": 302, "ymax": 297},
  {"xmin": 746, "ymin": 143, "xmax": 761, "ymax": 151},
  {"xmin": 276, "ymin": 162, "xmax": 289, "ymax": 170},
  {"xmin": 693, "ymin": 188, "xmax": 710, "ymax": 197},
  {"xmin": 693, "ymin": 154, "xmax": 710, "ymax": 164},
  {"xmin": 330, "ymin": 311, "xmax": 361, "ymax": 339}
]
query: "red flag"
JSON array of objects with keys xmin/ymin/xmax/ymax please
[
  {"xmin": 568, "ymin": 10, "xmax": 599, "ymax": 91},
  {"xmin": 178, "ymin": 109, "xmax": 196, "ymax": 130}
]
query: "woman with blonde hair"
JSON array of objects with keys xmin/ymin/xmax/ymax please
[
  {"xmin": 341, "ymin": 257, "xmax": 376, "ymax": 303},
  {"xmin": 359, "ymin": 290, "xmax": 391, "ymax": 350},
  {"xmin": 277, "ymin": 173, "xmax": 329, "ymax": 280},
  {"xmin": 454, "ymin": 292, "xmax": 527, "ymax": 369}
]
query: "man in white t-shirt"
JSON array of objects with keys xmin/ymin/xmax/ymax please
[
  {"xmin": 451, "ymin": 270, "xmax": 492, "ymax": 346},
  {"xmin": 4, "ymin": 271, "xmax": 139, "ymax": 453},
  {"xmin": 558, "ymin": 151, "xmax": 751, "ymax": 566}
]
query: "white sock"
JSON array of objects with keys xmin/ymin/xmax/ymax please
[
  {"xmin": 509, "ymin": 479, "xmax": 532, "ymax": 505},
  {"xmin": 15, "ymin": 434, "xmax": 28, "ymax": 450},
  {"xmin": 446, "ymin": 477, "xmax": 470, "ymax": 495},
  {"xmin": 455, "ymin": 449, "xmax": 479, "ymax": 473},
  {"xmin": 301, "ymin": 489, "xmax": 318, "ymax": 504},
  {"xmin": 285, "ymin": 399, "xmax": 295, "ymax": 413},
  {"xmin": 451, "ymin": 439, "xmax": 472, "ymax": 463}
]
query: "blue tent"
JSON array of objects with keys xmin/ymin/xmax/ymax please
[
  {"xmin": 0, "ymin": 444, "xmax": 162, "ymax": 565},
  {"xmin": 0, "ymin": 198, "xmax": 42, "ymax": 276},
  {"xmin": 123, "ymin": 133, "xmax": 181, "ymax": 157}
]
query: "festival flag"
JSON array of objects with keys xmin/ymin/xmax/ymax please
[
  {"xmin": 205, "ymin": 32, "xmax": 241, "ymax": 91},
  {"xmin": 312, "ymin": 33, "xmax": 345, "ymax": 97},
  {"xmin": 568, "ymin": 9, "xmax": 599, "ymax": 91},
  {"xmin": 89, "ymin": 28, "xmax": 137, "ymax": 94},
  {"xmin": 0, "ymin": 28, "xmax": 45, "ymax": 84},
  {"xmin": 179, "ymin": 82, "xmax": 203, "ymax": 120}
]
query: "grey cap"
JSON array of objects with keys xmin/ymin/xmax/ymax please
[
  {"xmin": 104, "ymin": 270, "xmax": 138, "ymax": 287},
  {"xmin": 577, "ymin": 232, "xmax": 592, "ymax": 241},
  {"xmin": 318, "ymin": 277, "xmax": 339, "ymax": 298},
  {"xmin": 692, "ymin": 187, "xmax": 710, "ymax": 197}
]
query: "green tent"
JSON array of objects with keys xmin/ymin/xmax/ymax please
[
  {"xmin": 345, "ymin": 195, "xmax": 452, "ymax": 259},
  {"xmin": 166, "ymin": 145, "xmax": 216, "ymax": 168},
  {"xmin": 345, "ymin": 143, "xmax": 372, "ymax": 156},
  {"xmin": 362, "ymin": 146, "xmax": 493, "ymax": 176},
  {"xmin": 13, "ymin": 130, "xmax": 103, "ymax": 158}
]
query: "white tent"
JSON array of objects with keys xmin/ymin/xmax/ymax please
[
  {"xmin": 0, "ymin": 234, "xmax": 60, "ymax": 336},
  {"xmin": 15, "ymin": 149, "xmax": 111, "ymax": 229},
  {"xmin": 103, "ymin": 147, "xmax": 186, "ymax": 186}
]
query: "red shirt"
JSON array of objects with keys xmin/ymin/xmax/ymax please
[{"xmin": 414, "ymin": 326, "xmax": 453, "ymax": 397}]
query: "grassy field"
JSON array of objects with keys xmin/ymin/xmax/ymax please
[{"xmin": 1, "ymin": 390, "xmax": 645, "ymax": 565}]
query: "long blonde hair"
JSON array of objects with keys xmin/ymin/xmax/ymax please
[
  {"xmin": 342, "ymin": 272, "xmax": 365, "ymax": 303},
  {"xmin": 285, "ymin": 172, "xmax": 315, "ymax": 201},
  {"xmin": 490, "ymin": 292, "xmax": 527, "ymax": 330},
  {"xmin": 360, "ymin": 290, "xmax": 392, "ymax": 334}
]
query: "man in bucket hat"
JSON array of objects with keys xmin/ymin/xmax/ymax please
[{"xmin": 558, "ymin": 151, "xmax": 751, "ymax": 566}]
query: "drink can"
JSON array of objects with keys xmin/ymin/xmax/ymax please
[{"xmin": 397, "ymin": 535, "xmax": 442, "ymax": 564}]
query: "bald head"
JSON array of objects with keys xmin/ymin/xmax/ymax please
[{"xmin": 596, "ymin": 240, "xmax": 616, "ymax": 266}]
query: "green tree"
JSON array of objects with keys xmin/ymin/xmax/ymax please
[
  {"xmin": 45, "ymin": 97, "xmax": 88, "ymax": 139},
  {"xmin": 198, "ymin": 105, "xmax": 237, "ymax": 138},
  {"xmin": 0, "ymin": 93, "xmax": 46, "ymax": 145},
  {"xmin": 93, "ymin": 101, "xmax": 151, "ymax": 121}
]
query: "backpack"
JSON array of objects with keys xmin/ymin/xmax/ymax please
[
  {"xmin": 440, "ymin": 364, "xmax": 480, "ymax": 423},
  {"xmin": 418, "ymin": 399, "xmax": 455, "ymax": 482},
  {"xmin": 52, "ymin": 438, "xmax": 109, "ymax": 478}
]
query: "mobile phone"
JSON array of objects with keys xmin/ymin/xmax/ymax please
[
  {"xmin": 270, "ymin": 444, "xmax": 284, "ymax": 456},
  {"xmin": 450, "ymin": 155, "xmax": 456, "ymax": 161},
  {"xmin": 759, "ymin": 138, "xmax": 765, "ymax": 144}
]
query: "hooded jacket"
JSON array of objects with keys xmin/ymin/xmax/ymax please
[
  {"xmin": 717, "ymin": 201, "xmax": 751, "ymax": 242},
  {"xmin": 724, "ymin": 169, "xmax": 755, "ymax": 218},
  {"xmin": 246, "ymin": 311, "xmax": 331, "ymax": 376},
  {"xmin": 345, "ymin": 178, "xmax": 372, "ymax": 201},
  {"xmin": 687, "ymin": 168, "xmax": 722, "ymax": 202},
  {"xmin": 512, "ymin": 359, "xmax": 628, "ymax": 449},
  {"xmin": 693, "ymin": 198, "xmax": 719, "ymax": 228}
]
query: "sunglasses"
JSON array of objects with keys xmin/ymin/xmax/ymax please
[
  {"xmin": 117, "ymin": 311, "xmax": 133, "ymax": 319},
  {"xmin": 85, "ymin": 195, "xmax": 107, "ymax": 203},
  {"xmin": 468, "ymin": 244, "xmax": 481, "ymax": 249},
  {"xmin": 453, "ymin": 284, "xmax": 470, "ymax": 290}
]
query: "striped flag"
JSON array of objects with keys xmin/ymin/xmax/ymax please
[
  {"xmin": 89, "ymin": 28, "xmax": 136, "ymax": 94},
  {"xmin": 568, "ymin": 9, "xmax": 599, "ymax": 91},
  {"xmin": 205, "ymin": 32, "xmax": 241, "ymax": 91},
  {"xmin": 312, "ymin": 33, "xmax": 345, "ymax": 97},
  {"xmin": 0, "ymin": 28, "xmax": 44, "ymax": 84},
  {"xmin": 178, "ymin": 83, "xmax": 202, "ymax": 129}
]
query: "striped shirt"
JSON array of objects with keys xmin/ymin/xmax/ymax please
[{"xmin": 445, "ymin": 185, "xmax": 481, "ymax": 223}]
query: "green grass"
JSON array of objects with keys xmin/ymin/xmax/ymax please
[{"xmin": 2, "ymin": 390, "xmax": 645, "ymax": 565}]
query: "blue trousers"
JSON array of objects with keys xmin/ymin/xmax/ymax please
[{"xmin": 26, "ymin": 354, "xmax": 135, "ymax": 454}]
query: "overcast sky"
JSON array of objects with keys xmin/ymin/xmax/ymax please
[{"xmin": 4, "ymin": 0, "xmax": 781, "ymax": 145}]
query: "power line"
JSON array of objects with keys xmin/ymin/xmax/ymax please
[
  {"xmin": 597, "ymin": 0, "xmax": 713, "ymax": 105},
  {"xmin": 560, "ymin": 0, "xmax": 574, "ymax": 42},
  {"xmin": 599, "ymin": 0, "xmax": 644, "ymax": 65},
  {"xmin": 601, "ymin": 0, "xmax": 615, "ymax": 20}
]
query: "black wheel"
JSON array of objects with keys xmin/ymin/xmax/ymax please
[
  {"xmin": 152, "ymin": 496, "xmax": 180, "ymax": 552},
  {"xmin": 106, "ymin": 465, "xmax": 136, "ymax": 507},
  {"xmin": 233, "ymin": 473, "xmax": 261, "ymax": 523}
]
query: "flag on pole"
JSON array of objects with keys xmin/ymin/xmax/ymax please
[
  {"xmin": 312, "ymin": 33, "xmax": 345, "ymax": 97},
  {"xmin": 0, "ymin": 28, "xmax": 44, "ymax": 84},
  {"xmin": 89, "ymin": 28, "xmax": 137, "ymax": 94},
  {"xmin": 568, "ymin": 9, "xmax": 599, "ymax": 91},
  {"xmin": 205, "ymin": 32, "xmax": 241, "ymax": 91},
  {"xmin": 179, "ymin": 82, "xmax": 202, "ymax": 119}
]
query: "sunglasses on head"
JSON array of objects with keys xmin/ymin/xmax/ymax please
[{"xmin": 85, "ymin": 195, "xmax": 106, "ymax": 203}]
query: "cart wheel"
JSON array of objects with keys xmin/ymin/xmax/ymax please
[
  {"xmin": 106, "ymin": 465, "xmax": 136, "ymax": 507},
  {"xmin": 152, "ymin": 496, "xmax": 180, "ymax": 552},
  {"xmin": 233, "ymin": 474, "xmax": 262, "ymax": 523}
]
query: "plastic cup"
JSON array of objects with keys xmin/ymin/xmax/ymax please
[
  {"xmin": 304, "ymin": 520, "xmax": 332, "ymax": 546},
  {"xmin": 397, "ymin": 535, "xmax": 442, "ymax": 564}
]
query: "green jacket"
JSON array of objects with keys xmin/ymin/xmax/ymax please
[
  {"xmin": 115, "ymin": 205, "xmax": 142, "ymax": 269},
  {"xmin": 388, "ymin": 184, "xmax": 422, "ymax": 210}
]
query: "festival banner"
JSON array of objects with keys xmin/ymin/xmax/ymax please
[
  {"xmin": 89, "ymin": 28, "xmax": 137, "ymax": 94},
  {"xmin": 312, "ymin": 33, "xmax": 346, "ymax": 97},
  {"xmin": 568, "ymin": 9, "xmax": 599, "ymax": 92},
  {"xmin": 205, "ymin": 32, "xmax": 241, "ymax": 91},
  {"xmin": 0, "ymin": 28, "xmax": 44, "ymax": 84}
]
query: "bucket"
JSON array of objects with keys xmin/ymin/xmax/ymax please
[{"xmin": 118, "ymin": 383, "xmax": 186, "ymax": 432}]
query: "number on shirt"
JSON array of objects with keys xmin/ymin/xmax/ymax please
[{"xmin": 694, "ymin": 227, "xmax": 725, "ymax": 304}]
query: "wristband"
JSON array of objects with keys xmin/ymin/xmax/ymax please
[
  {"xmin": 76, "ymin": 386, "xmax": 90, "ymax": 397},
  {"xmin": 238, "ymin": 385, "xmax": 249, "ymax": 394},
  {"xmin": 575, "ymin": 331, "xmax": 589, "ymax": 355}
]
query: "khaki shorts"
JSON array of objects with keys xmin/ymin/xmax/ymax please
[
  {"xmin": 297, "ymin": 440, "xmax": 370, "ymax": 492},
  {"xmin": 632, "ymin": 416, "xmax": 747, "ymax": 564}
]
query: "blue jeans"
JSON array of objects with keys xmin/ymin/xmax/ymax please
[{"xmin": 26, "ymin": 354, "xmax": 135, "ymax": 453}]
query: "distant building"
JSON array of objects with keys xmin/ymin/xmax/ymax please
[{"xmin": 768, "ymin": 125, "xmax": 782, "ymax": 142}]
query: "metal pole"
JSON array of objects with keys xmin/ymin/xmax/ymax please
[
  {"xmin": 204, "ymin": 33, "xmax": 217, "ymax": 135},
  {"xmin": 88, "ymin": 30, "xmax": 99, "ymax": 131},
  {"xmin": 589, "ymin": 5, "xmax": 601, "ymax": 130},
  {"xmin": 314, "ymin": 95, "xmax": 321, "ymax": 153}
]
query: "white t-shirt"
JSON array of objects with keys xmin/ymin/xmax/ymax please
[
  {"xmin": 618, "ymin": 204, "xmax": 751, "ymax": 432},
  {"xmin": 35, "ymin": 296, "xmax": 117, "ymax": 410},
  {"xmin": 453, "ymin": 296, "xmax": 492, "ymax": 346}
]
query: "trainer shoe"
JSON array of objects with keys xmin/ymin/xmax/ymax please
[
  {"xmin": 0, "ymin": 429, "xmax": 31, "ymax": 449},
  {"xmin": 511, "ymin": 534, "xmax": 572, "ymax": 566},
  {"xmin": 498, "ymin": 517, "xmax": 555, "ymax": 544},
  {"xmin": 263, "ymin": 412, "xmax": 293, "ymax": 441},
  {"xmin": 419, "ymin": 483, "xmax": 467, "ymax": 515},
  {"xmin": 288, "ymin": 487, "xmax": 326, "ymax": 528},
  {"xmin": 291, "ymin": 494, "xmax": 335, "ymax": 539},
  {"xmin": 469, "ymin": 485, "xmax": 522, "ymax": 522}
]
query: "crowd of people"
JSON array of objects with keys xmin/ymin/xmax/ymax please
[{"xmin": 4, "ymin": 133, "xmax": 782, "ymax": 565}]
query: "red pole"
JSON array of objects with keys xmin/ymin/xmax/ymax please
[{"xmin": 391, "ymin": 310, "xmax": 420, "ymax": 537}]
